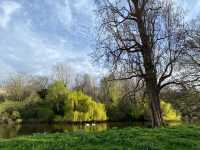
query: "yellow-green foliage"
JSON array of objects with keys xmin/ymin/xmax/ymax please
[
  {"xmin": 46, "ymin": 81, "xmax": 68, "ymax": 102},
  {"xmin": 46, "ymin": 81, "xmax": 69, "ymax": 115},
  {"xmin": 131, "ymin": 102, "xmax": 148, "ymax": 120},
  {"xmin": 161, "ymin": 100, "xmax": 181, "ymax": 121},
  {"xmin": 64, "ymin": 91, "xmax": 107, "ymax": 122},
  {"xmin": 0, "ymin": 100, "xmax": 24, "ymax": 123},
  {"xmin": 0, "ymin": 100, "xmax": 24, "ymax": 114}
]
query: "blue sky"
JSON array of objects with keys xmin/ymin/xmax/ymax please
[{"xmin": 0, "ymin": 0, "xmax": 199, "ymax": 80}]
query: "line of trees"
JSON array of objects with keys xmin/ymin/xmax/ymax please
[{"xmin": 1, "ymin": 62, "xmax": 195, "ymax": 124}]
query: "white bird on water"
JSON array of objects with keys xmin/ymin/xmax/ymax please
[
  {"xmin": 85, "ymin": 123, "xmax": 96, "ymax": 126},
  {"xmin": 85, "ymin": 123, "xmax": 90, "ymax": 126}
]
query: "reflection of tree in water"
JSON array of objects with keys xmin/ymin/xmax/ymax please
[
  {"xmin": 0, "ymin": 124, "xmax": 21, "ymax": 138},
  {"xmin": 0, "ymin": 122, "xmax": 154, "ymax": 139},
  {"xmin": 84, "ymin": 123, "xmax": 107, "ymax": 132},
  {"xmin": 52, "ymin": 123, "xmax": 107, "ymax": 133}
]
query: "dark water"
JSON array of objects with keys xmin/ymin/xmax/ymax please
[
  {"xmin": 0, "ymin": 122, "xmax": 146, "ymax": 139},
  {"xmin": 0, "ymin": 121, "xmax": 181, "ymax": 139}
]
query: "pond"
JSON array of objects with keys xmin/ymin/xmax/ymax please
[
  {"xmin": 0, "ymin": 122, "xmax": 148, "ymax": 139},
  {"xmin": 0, "ymin": 121, "xmax": 181, "ymax": 139}
]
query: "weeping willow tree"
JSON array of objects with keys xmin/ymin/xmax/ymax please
[{"xmin": 64, "ymin": 91, "xmax": 107, "ymax": 122}]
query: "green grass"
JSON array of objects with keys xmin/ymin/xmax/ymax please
[{"xmin": 0, "ymin": 125, "xmax": 199, "ymax": 150}]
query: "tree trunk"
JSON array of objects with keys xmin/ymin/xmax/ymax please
[
  {"xmin": 143, "ymin": 55, "xmax": 164, "ymax": 127},
  {"xmin": 146, "ymin": 83, "xmax": 164, "ymax": 127},
  {"xmin": 142, "ymin": 47, "xmax": 164, "ymax": 127},
  {"xmin": 136, "ymin": 8, "xmax": 164, "ymax": 127}
]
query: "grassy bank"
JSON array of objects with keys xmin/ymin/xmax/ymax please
[{"xmin": 0, "ymin": 125, "xmax": 199, "ymax": 150}]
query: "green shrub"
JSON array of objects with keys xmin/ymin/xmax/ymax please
[
  {"xmin": 21, "ymin": 98, "xmax": 54, "ymax": 121},
  {"xmin": 106, "ymin": 97, "xmax": 147, "ymax": 121},
  {"xmin": 0, "ymin": 100, "xmax": 24, "ymax": 114},
  {"xmin": 24, "ymin": 93, "xmax": 42, "ymax": 104},
  {"xmin": 106, "ymin": 104, "xmax": 124, "ymax": 121},
  {"xmin": 106, "ymin": 98, "xmax": 181, "ymax": 122},
  {"xmin": 21, "ymin": 105, "xmax": 54, "ymax": 122},
  {"xmin": 10, "ymin": 111, "xmax": 21, "ymax": 120},
  {"xmin": 53, "ymin": 115, "xmax": 65, "ymax": 122},
  {"xmin": 36, "ymin": 107, "xmax": 54, "ymax": 122},
  {"xmin": 0, "ymin": 100, "xmax": 23, "ymax": 124},
  {"xmin": 21, "ymin": 107, "xmax": 37, "ymax": 119}
]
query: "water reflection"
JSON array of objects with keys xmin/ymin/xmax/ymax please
[
  {"xmin": 167, "ymin": 121, "xmax": 182, "ymax": 127},
  {"xmin": 0, "ymin": 123, "xmax": 109, "ymax": 138},
  {"xmin": 53, "ymin": 123, "xmax": 108, "ymax": 133},
  {"xmin": 0, "ymin": 121, "xmax": 180, "ymax": 139}
]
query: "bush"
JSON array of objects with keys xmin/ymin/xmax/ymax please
[
  {"xmin": 0, "ymin": 100, "xmax": 23, "ymax": 124},
  {"xmin": 53, "ymin": 115, "xmax": 65, "ymax": 122},
  {"xmin": 0, "ymin": 100, "xmax": 24, "ymax": 114},
  {"xmin": 36, "ymin": 107, "xmax": 54, "ymax": 122},
  {"xmin": 106, "ymin": 98, "xmax": 181, "ymax": 122},
  {"xmin": 107, "ymin": 104, "xmax": 126, "ymax": 121},
  {"xmin": 107, "ymin": 97, "xmax": 148, "ymax": 121},
  {"xmin": 21, "ymin": 105, "xmax": 54, "ymax": 122},
  {"xmin": 10, "ymin": 111, "xmax": 21, "ymax": 120},
  {"xmin": 20, "ymin": 97, "xmax": 54, "ymax": 122},
  {"xmin": 161, "ymin": 100, "xmax": 181, "ymax": 121}
]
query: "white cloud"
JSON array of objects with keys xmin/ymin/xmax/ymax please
[
  {"xmin": 0, "ymin": 0, "xmax": 21, "ymax": 28},
  {"xmin": 0, "ymin": 21, "xmax": 69, "ymax": 75},
  {"xmin": 175, "ymin": 0, "xmax": 200, "ymax": 21},
  {"xmin": 0, "ymin": 0, "xmax": 101, "ymax": 80},
  {"xmin": 44, "ymin": 0, "xmax": 73, "ymax": 30},
  {"xmin": 56, "ymin": 0, "xmax": 73, "ymax": 29},
  {"xmin": 74, "ymin": 0, "xmax": 95, "ymax": 15}
]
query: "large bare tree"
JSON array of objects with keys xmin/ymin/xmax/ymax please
[{"xmin": 94, "ymin": 0, "xmax": 200, "ymax": 127}]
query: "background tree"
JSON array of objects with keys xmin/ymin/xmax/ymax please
[
  {"xmin": 29, "ymin": 75, "xmax": 49, "ymax": 91},
  {"xmin": 4, "ymin": 74, "xmax": 34, "ymax": 101},
  {"xmin": 161, "ymin": 88, "xmax": 200, "ymax": 123},
  {"xmin": 4, "ymin": 74, "xmax": 49, "ymax": 101},
  {"xmin": 29, "ymin": 75, "xmax": 49, "ymax": 99},
  {"xmin": 94, "ymin": 0, "xmax": 200, "ymax": 127},
  {"xmin": 74, "ymin": 74, "xmax": 99, "ymax": 101},
  {"xmin": 46, "ymin": 81, "xmax": 68, "ymax": 116},
  {"xmin": 52, "ymin": 63, "xmax": 73, "ymax": 88}
]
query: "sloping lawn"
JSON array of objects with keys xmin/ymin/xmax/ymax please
[{"xmin": 0, "ymin": 125, "xmax": 199, "ymax": 150}]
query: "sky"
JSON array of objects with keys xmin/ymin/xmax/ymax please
[{"xmin": 0, "ymin": 0, "xmax": 199, "ymax": 80}]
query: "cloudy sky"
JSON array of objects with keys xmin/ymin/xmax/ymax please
[{"xmin": 0, "ymin": 0, "xmax": 199, "ymax": 80}]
